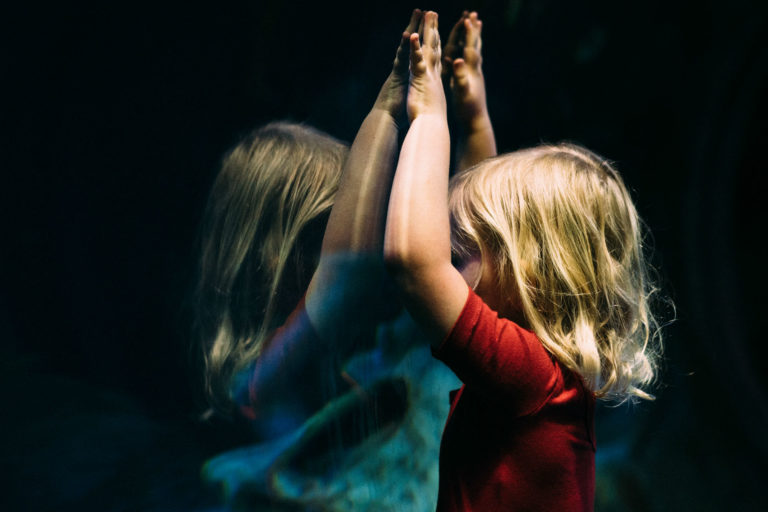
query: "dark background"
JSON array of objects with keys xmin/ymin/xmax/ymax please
[{"xmin": 2, "ymin": 0, "xmax": 767, "ymax": 510}]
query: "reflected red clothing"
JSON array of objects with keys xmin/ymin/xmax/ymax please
[
  {"xmin": 432, "ymin": 287, "xmax": 595, "ymax": 512},
  {"xmin": 236, "ymin": 299, "xmax": 352, "ymax": 440}
]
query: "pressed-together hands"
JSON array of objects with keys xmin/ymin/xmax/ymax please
[
  {"xmin": 443, "ymin": 10, "xmax": 497, "ymax": 171},
  {"xmin": 402, "ymin": 10, "xmax": 496, "ymax": 171},
  {"xmin": 443, "ymin": 11, "xmax": 490, "ymax": 131},
  {"xmin": 377, "ymin": 9, "xmax": 493, "ymax": 133},
  {"xmin": 406, "ymin": 11, "xmax": 447, "ymax": 123},
  {"xmin": 385, "ymin": 10, "xmax": 466, "ymax": 343},
  {"xmin": 374, "ymin": 9, "xmax": 424, "ymax": 122}
]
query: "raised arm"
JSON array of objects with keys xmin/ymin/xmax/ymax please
[
  {"xmin": 443, "ymin": 11, "xmax": 497, "ymax": 172},
  {"xmin": 384, "ymin": 11, "xmax": 469, "ymax": 346},
  {"xmin": 305, "ymin": 9, "xmax": 422, "ymax": 336},
  {"xmin": 244, "ymin": 11, "xmax": 424, "ymax": 433},
  {"xmin": 316, "ymin": 9, "xmax": 421, "ymax": 256}
]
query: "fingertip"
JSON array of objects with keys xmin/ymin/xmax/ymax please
[
  {"xmin": 430, "ymin": 11, "xmax": 439, "ymax": 28},
  {"xmin": 410, "ymin": 32, "xmax": 421, "ymax": 50}
]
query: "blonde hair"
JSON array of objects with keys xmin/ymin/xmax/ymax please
[
  {"xmin": 449, "ymin": 143, "xmax": 664, "ymax": 402},
  {"xmin": 196, "ymin": 122, "xmax": 348, "ymax": 411}
]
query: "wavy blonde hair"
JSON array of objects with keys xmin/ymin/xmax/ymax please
[
  {"xmin": 196, "ymin": 122, "xmax": 348, "ymax": 411},
  {"xmin": 449, "ymin": 143, "xmax": 664, "ymax": 402}
]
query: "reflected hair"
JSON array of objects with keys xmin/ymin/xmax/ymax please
[
  {"xmin": 196, "ymin": 122, "xmax": 347, "ymax": 411},
  {"xmin": 449, "ymin": 143, "xmax": 666, "ymax": 403}
]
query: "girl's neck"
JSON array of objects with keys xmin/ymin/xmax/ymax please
[{"xmin": 463, "ymin": 254, "xmax": 530, "ymax": 330}]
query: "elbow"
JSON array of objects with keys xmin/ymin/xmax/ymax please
[
  {"xmin": 383, "ymin": 234, "xmax": 449, "ymax": 278},
  {"xmin": 383, "ymin": 248, "xmax": 421, "ymax": 300},
  {"xmin": 383, "ymin": 243, "xmax": 437, "ymax": 298},
  {"xmin": 383, "ymin": 239, "xmax": 425, "ymax": 286},
  {"xmin": 383, "ymin": 225, "xmax": 451, "ymax": 283},
  {"xmin": 383, "ymin": 241, "xmax": 410, "ymax": 277}
]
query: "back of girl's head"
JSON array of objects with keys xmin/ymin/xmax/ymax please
[
  {"xmin": 449, "ymin": 143, "xmax": 664, "ymax": 403},
  {"xmin": 196, "ymin": 122, "xmax": 348, "ymax": 411}
]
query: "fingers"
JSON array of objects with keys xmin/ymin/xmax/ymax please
[
  {"xmin": 405, "ymin": 8, "xmax": 422, "ymax": 35},
  {"xmin": 458, "ymin": 11, "xmax": 483, "ymax": 71},
  {"xmin": 442, "ymin": 15, "xmax": 460, "ymax": 78},
  {"xmin": 444, "ymin": 11, "xmax": 467, "ymax": 59},
  {"xmin": 464, "ymin": 11, "xmax": 483, "ymax": 52},
  {"xmin": 411, "ymin": 12, "xmax": 440, "ymax": 69},
  {"xmin": 395, "ymin": 9, "xmax": 423, "ymax": 74},
  {"xmin": 464, "ymin": 12, "xmax": 479, "ymax": 48},
  {"xmin": 427, "ymin": 11, "xmax": 440, "ymax": 49},
  {"xmin": 422, "ymin": 11, "xmax": 440, "ymax": 57}
]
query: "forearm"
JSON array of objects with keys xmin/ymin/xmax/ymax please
[
  {"xmin": 320, "ymin": 108, "xmax": 399, "ymax": 255},
  {"xmin": 383, "ymin": 10, "xmax": 469, "ymax": 342},
  {"xmin": 385, "ymin": 114, "xmax": 452, "ymax": 271},
  {"xmin": 385, "ymin": 113, "xmax": 468, "ymax": 342},
  {"xmin": 444, "ymin": 11, "xmax": 495, "ymax": 173},
  {"xmin": 456, "ymin": 111, "xmax": 496, "ymax": 172}
]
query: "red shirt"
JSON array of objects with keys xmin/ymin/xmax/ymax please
[{"xmin": 433, "ymin": 287, "xmax": 595, "ymax": 511}]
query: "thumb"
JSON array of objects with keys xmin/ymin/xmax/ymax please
[
  {"xmin": 394, "ymin": 32, "xmax": 410, "ymax": 73},
  {"xmin": 409, "ymin": 32, "xmax": 424, "ymax": 71},
  {"xmin": 452, "ymin": 59, "xmax": 470, "ymax": 90}
]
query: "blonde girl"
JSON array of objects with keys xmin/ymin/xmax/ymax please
[{"xmin": 385, "ymin": 11, "xmax": 663, "ymax": 511}]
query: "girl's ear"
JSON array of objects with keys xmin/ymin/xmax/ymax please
[{"xmin": 457, "ymin": 253, "xmax": 482, "ymax": 290}]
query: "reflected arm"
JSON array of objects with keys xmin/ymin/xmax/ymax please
[
  {"xmin": 316, "ymin": 109, "xmax": 400, "ymax": 255},
  {"xmin": 443, "ymin": 11, "xmax": 497, "ymax": 172},
  {"xmin": 305, "ymin": 10, "xmax": 423, "ymax": 339}
]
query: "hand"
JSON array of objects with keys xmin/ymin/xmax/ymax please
[
  {"xmin": 441, "ymin": 10, "xmax": 468, "ymax": 84},
  {"xmin": 442, "ymin": 11, "xmax": 489, "ymax": 130},
  {"xmin": 374, "ymin": 9, "xmax": 423, "ymax": 120},
  {"xmin": 407, "ymin": 11, "xmax": 446, "ymax": 123}
]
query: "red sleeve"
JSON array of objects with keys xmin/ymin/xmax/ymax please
[
  {"xmin": 234, "ymin": 298, "xmax": 342, "ymax": 438},
  {"xmin": 432, "ymin": 286, "xmax": 562, "ymax": 416}
]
